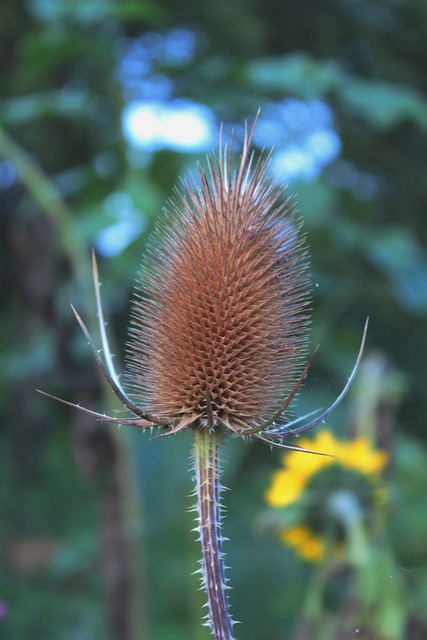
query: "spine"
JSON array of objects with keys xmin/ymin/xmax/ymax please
[{"xmin": 192, "ymin": 429, "xmax": 234, "ymax": 640}]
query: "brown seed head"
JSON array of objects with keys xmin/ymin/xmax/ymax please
[{"xmin": 126, "ymin": 123, "xmax": 311, "ymax": 433}]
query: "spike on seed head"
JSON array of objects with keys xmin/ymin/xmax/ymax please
[
  {"xmin": 125, "ymin": 119, "xmax": 311, "ymax": 434},
  {"xmin": 39, "ymin": 117, "xmax": 367, "ymax": 447},
  {"xmin": 38, "ymin": 116, "xmax": 367, "ymax": 640}
]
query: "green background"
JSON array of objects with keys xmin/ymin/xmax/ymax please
[{"xmin": 1, "ymin": 0, "xmax": 427, "ymax": 638}]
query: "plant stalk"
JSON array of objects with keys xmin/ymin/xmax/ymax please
[
  {"xmin": 0, "ymin": 126, "xmax": 147, "ymax": 639},
  {"xmin": 192, "ymin": 428, "xmax": 234, "ymax": 640}
]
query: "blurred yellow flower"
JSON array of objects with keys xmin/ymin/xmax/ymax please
[
  {"xmin": 280, "ymin": 526, "xmax": 326, "ymax": 562},
  {"xmin": 266, "ymin": 429, "xmax": 388, "ymax": 562}
]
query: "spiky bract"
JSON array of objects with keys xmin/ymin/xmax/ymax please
[{"xmin": 126, "ymin": 131, "xmax": 311, "ymax": 434}]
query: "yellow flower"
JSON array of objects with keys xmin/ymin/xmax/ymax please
[
  {"xmin": 266, "ymin": 429, "xmax": 388, "ymax": 562},
  {"xmin": 266, "ymin": 470, "xmax": 305, "ymax": 507},
  {"xmin": 338, "ymin": 437, "xmax": 388, "ymax": 477},
  {"xmin": 280, "ymin": 525, "xmax": 326, "ymax": 562}
]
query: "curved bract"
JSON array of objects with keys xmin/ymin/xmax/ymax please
[
  {"xmin": 38, "ymin": 117, "xmax": 367, "ymax": 454},
  {"xmin": 38, "ymin": 115, "xmax": 368, "ymax": 640}
]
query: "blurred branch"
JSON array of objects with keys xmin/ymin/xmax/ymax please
[
  {"xmin": 0, "ymin": 124, "xmax": 146, "ymax": 640},
  {"xmin": 0, "ymin": 125, "xmax": 90, "ymax": 295},
  {"xmin": 0, "ymin": 126, "xmax": 71, "ymax": 223}
]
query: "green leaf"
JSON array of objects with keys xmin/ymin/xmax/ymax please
[
  {"xmin": 365, "ymin": 228, "xmax": 427, "ymax": 314},
  {"xmin": 0, "ymin": 91, "xmax": 87, "ymax": 125},
  {"xmin": 245, "ymin": 53, "xmax": 344, "ymax": 98},
  {"xmin": 339, "ymin": 79, "xmax": 427, "ymax": 131},
  {"xmin": 28, "ymin": 0, "xmax": 162, "ymax": 25}
]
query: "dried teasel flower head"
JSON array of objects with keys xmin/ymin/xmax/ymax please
[
  {"xmin": 37, "ymin": 116, "xmax": 369, "ymax": 640},
  {"xmin": 38, "ymin": 115, "xmax": 367, "ymax": 452},
  {"xmin": 125, "ymin": 121, "xmax": 311, "ymax": 436}
]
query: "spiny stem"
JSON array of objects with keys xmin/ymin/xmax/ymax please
[{"xmin": 192, "ymin": 429, "xmax": 235, "ymax": 640}]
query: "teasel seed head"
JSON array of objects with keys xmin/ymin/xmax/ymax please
[
  {"xmin": 125, "ymin": 122, "xmax": 311, "ymax": 435},
  {"xmin": 39, "ymin": 115, "xmax": 368, "ymax": 639},
  {"xmin": 39, "ymin": 116, "xmax": 367, "ymax": 447}
]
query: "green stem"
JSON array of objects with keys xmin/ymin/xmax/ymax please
[
  {"xmin": 0, "ymin": 126, "xmax": 146, "ymax": 639},
  {"xmin": 192, "ymin": 429, "xmax": 234, "ymax": 640},
  {"xmin": 0, "ymin": 125, "xmax": 90, "ymax": 296},
  {"xmin": 0, "ymin": 126, "xmax": 72, "ymax": 223}
]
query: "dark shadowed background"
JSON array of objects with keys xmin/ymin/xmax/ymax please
[{"xmin": 1, "ymin": 0, "xmax": 427, "ymax": 639}]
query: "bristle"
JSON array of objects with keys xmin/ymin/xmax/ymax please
[{"xmin": 125, "ymin": 122, "xmax": 311, "ymax": 432}]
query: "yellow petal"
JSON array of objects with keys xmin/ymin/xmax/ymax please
[{"xmin": 265, "ymin": 470, "xmax": 305, "ymax": 507}]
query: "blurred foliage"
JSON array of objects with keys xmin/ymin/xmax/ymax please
[{"xmin": 1, "ymin": 0, "xmax": 427, "ymax": 638}]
